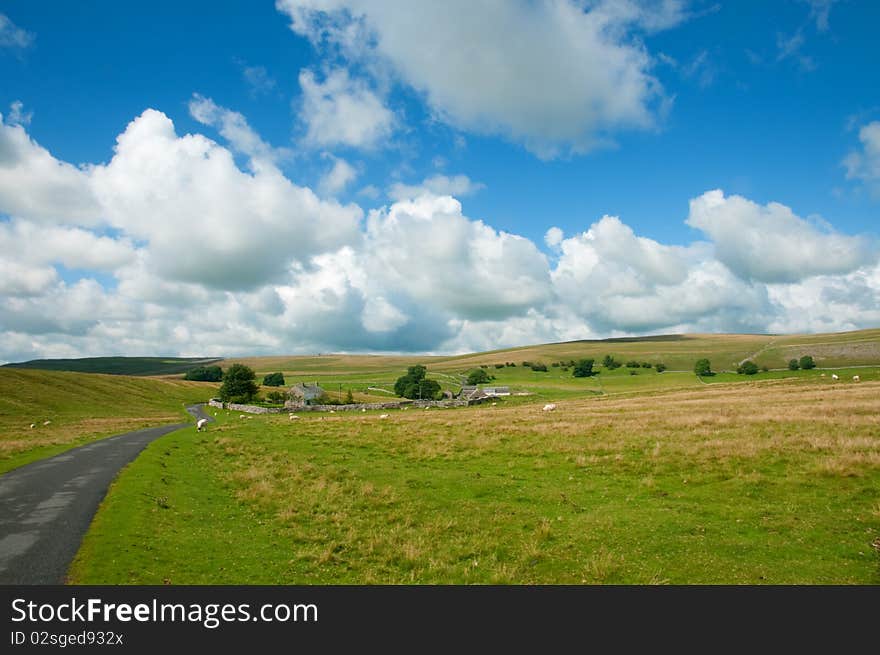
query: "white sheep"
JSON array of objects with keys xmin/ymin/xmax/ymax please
[
  {"xmin": 246, "ymin": 416, "xmax": 253, "ymax": 420},
  {"xmin": 329, "ymin": 410, "xmax": 335, "ymax": 414},
  {"xmin": 289, "ymin": 414, "xmax": 299, "ymax": 420},
  {"xmin": 196, "ymin": 418, "xmax": 208, "ymax": 432},
  {"xmin": 239, "ymin": 414, "xmax": 246, "ymax": 419},
  {"xmin": 379, "ymin": 413, "xmax": 390, "ymax": 419},
  {"xmin": 43, "ymin": 420, "xmax": 51, "ymax": 426},
  {"xmin": 361, "ymin": 408, "xmax": 366, "ymax": 413},
  {"xmin": 853, "ymin": 375, "xmax": 860, "ymax": 382},
  {"xmin": 542, "ymin": 403, "xmax": 557, "ymax": 412},
  {"xmin": 831, "ymin": 374, "xmax": 839, "ymax": 380},
  {"xmin": 29, "ymin": 423, "xmax": 35, "ymax": 429}
]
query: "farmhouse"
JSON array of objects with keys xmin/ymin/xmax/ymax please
[
  {"xmin": 456, "ymin": 385, "xmax": 510, "ymax": 401},
  {"xmin": 287, "ymin": 382, "xmax": 325, "ymax": 406}
]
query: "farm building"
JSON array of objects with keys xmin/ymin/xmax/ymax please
[
  {"xmin": 456, "ymin": 385, "xmax": 510, "ymax": 401},
  {"xmin": 287, "ymin": 382, "xmax": 325, "ymax": 405},
  {"xmin": 482, "ymin": 386, "xmax": 511, "ymax": 397}
]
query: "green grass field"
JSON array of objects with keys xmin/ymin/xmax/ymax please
[
  {"xmin": 3, "ymin": 328, "xmax": 877, "ymax": 584},
  {"xmin": 0, "ymin": 369, "xmax": 217, "ymax": 473},
  {"xmin": 69, "ymin": 376, "xmax": 880, "ymax": 584}
]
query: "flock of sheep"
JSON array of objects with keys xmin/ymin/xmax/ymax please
[{"xmin": 199, "ymin": 372, "xmax": 862, "ymax": 428}]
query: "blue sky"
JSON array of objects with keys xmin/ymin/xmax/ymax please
[{"xmin": 0, "ymin": 1, "xmax": 878, "ymax": 360}]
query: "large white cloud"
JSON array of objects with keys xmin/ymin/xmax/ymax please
[
  {"xmin": 1, "ymin": 104, "xmax": 878, "ymax": 363},
  {"xmin": 0, "ymin": 115, "xmax": 102, "ymax": 224},
  {"xmin": 89, "ymin": 108, "xmax": 362, "ymax": 289},
  {"xmin": 277, "ymin": 0, "xmax": 680, "ymax": 157},
  {"xmin": 686, "ymin": 189, "xmax": 875, "ymax": 283}
]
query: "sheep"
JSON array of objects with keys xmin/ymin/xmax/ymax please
[
  {"xmin": 239, "ymin": 414, "xmax": 246, "ymax": 419},
  {"xmin": 831, "ymin": 374, "xmax": 839, "ymax": 380},
  {"xmin": 289, "ymin": 413, "xmax": 299, "ymax": 420},
  {"xmin": 43, "ymin": 420, "xmax": 51, "ymax": 426},
  {"xmin": 196, "ymin": 418, "xmax": 208, "ymax": 432},
  {"xmin": 542, "ymin": 403, "xmax": 557, "ymax": 412},
  {"xmin": 820, "ymin": 373, "xmax": 825, "ymax": 377},
  {"xmin": 29, "ymin": 423, "xmax": 35, "ymax": 429},
  {"xmin": 361, "ymin": 408, "xmax": 366, "ymax": 413},
  {"xmin": 330, "ymin": 410, "xmax": 336, "ymax": 414},
  {"xmin": 246, "ymin": 416, "xmax": 253, "ymax": 420},
  {"xmin": 853, "ymin": 375, "xmax": 860, "ymax": 382},
  {"xmin": 379, "ymin": 413, "xmax": 390, "ymax": 419}
]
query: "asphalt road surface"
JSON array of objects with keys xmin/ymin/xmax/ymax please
[{"xmin": 0, "ymin": 404, "xmax": 212, "ymax": 584}]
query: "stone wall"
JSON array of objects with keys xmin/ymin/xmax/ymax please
[{"xmin": 210, "ymin": 397, "xmax": 475, "ymax": 414}]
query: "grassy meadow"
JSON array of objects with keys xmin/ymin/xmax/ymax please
[
  {"xmin": 0, "ymin": 369, "xmax": 216, "ymax": 473},
  {"xmin": 70, "ymin": 375, "xmax": 880, "ymax": 584}
]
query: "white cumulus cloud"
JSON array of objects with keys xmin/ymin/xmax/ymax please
[{"xmin": 278, "ymin": 0, "xmax": 680, "ymax": 157}]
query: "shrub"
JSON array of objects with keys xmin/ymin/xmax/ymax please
[
  {"xmin": 262, "ymin": 372, "xmax": 285, "ymax": 387},
  {"xmin": 799, "ymin": 355, "xmax": 816, "ymax": 370},
  {"xmin": 184, "ymin": 365, "xmax": 223, "ymax": 382},
  {"xmin": 602, "ymin": 355, "xmax": 621, "ymax": 370},
  {"xmin": 572, "ymin": 358, "xmax": 595, "ymax": 378},
  {"xmin": 551, "ymin": 362, "xmax": 560, "ymax": 367},
  {"xmin": 694, "ymin": 358, "xmax": 713, "ymax": 377},
  {"xmin": 737, "ymin": 360, "xmax": 759, "ymax": 375},
  {"xmin": 629, "ymin": 369, "xmax": 638, "ymax": 375},
  {"xmin": 788, "ymin": 359, "xmax": 800, "ymax": 371},
  {"xmin": 495, "ymin": 363, "xmax": 505, "ymax": 369},
  {"xmin": 530, "ymin": 363, "xmax": 548, "ymax": 372},
  {"xmin": 265, "ymin": 390, "xmax": 286, "ymax": 404},
  {"xmin": 218, "ymin": 363, "xmax": 258, "ymax": 402},
  {"xmin": 625, "ymin": 360, "xmax": 641, "ymax": 368},
  {"xmin": 641, "ymin": 362, "xmax": 652, "ymax": 368},
  {"xmin": 655, "ymin": 363, "xmax": 667, "ymax": 373},
  {"xmin": 521, "ymin": 361, "xmax": 532, "ymax": 368}
]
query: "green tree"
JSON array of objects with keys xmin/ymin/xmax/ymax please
[
  {"xmin": 625, "ymin": 360, "xmax": 641, "ymax": 368},
  {"xmin": 799, "ymin": 355, "xmax": 816, "ymax": 370},
  {"xmin": 737, "ymin": 360, "xmax": 759, "ymax": 375},
  {"xmin": 655, "ymin": 363, "xmax": 667, "ymax": 373},
  {"xmin": 572, "ymin": 358, "xmax": 595, "ymax": 378},
  {"xmin": 394, "ymin": 364, "xmax": 430, "ymax": 398},
  {"xmin": 219, "ymin": 363, "xmax": 258, "ymax": 402},
  {"xmin": 184, "ymin": 365, "xmax": 223, "ymax": 381},
  {"xmin": 262, "ymin": 372, "xmax": 285, "ymax": 387},
  {"xmin": 694, "ymin": 358, "xmax": 713, "ymax": 377},
  {"xmin": 530, "ymin": 363, "xmax": 548, "ymax": 372},
  {"xmin": 788, "ymin": 359, "xmax": 800, "ymax": 371},
  {"xmin": 467, "ymin": 368, "xmax": 491, "ymax": 385}
]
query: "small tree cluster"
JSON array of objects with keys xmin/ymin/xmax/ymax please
[
  {"xmin": 694, "ymin": 358, "xmax": 714, "ymax": 377},
  {"xmin": 572, "ymin": 358, "xmax": 595, "ymax": 378},
  {"xmin": 218, "ymin": 363, "xmax": 259, "ymax": 402},
  {"xmin": 530, "ymin": 362, "xmax": 548, "ymax": 372},
  {"xmin": 788, "ymin": 359, "xmax": 799, "ymax": 370},
  {"xmin": 625, "ymin": 360, "xmax": 641, "ymax": 368},
  {"xmin": 655, "ymin": 363, "xmax": 667, "ymax": 373},
  {"xmin": 602, "ymin": 355, "xmax": 622, "ymax": 370},
  {"xmin": 184, "ymin": 365, "xmax": 223, "ymax": 382},
  {"xmin": 394, "ymin": 365, "xmax": 441, "ymax": 400},
  {"xmin": 262, "ymin": 372, "xmax": 285, "ymax": 387},
  {"xmin": 467, "ymin": 368, "xmax": 492, "ymax": 385},
  {"xmin": 737, "ymin": 360, "xmax": 759, "ymax": 375},
  {"xmin": 264, "ymin": 390, "xmax": 286, "ymax": 404},
  {"xmin": 799, "ymin": 355, "xmax": 816, "ymax": 370}
]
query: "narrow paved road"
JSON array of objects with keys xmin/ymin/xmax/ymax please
[{"xmin": 0, "ymin": 404, "xmax": 212, "ymax": 584}]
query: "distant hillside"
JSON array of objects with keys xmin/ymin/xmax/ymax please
[
  {"xmin": 225, "ymin": 328, "xmax": 880, "ymax": 376},
  {"xmin": 1, "ymin": 356, "xmax": 222, "ymax": 377}
]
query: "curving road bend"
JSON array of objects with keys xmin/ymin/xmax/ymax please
[{"xmin": 0, "ymin": 404, "xmax": 212, "ymax": 584}]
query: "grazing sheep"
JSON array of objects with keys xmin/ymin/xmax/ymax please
[
  {"xmin": 379, "ymin": 413, "xmax": 390, "ymax": 419},
  {"xmin": 820, "ymin": 373, "xmax": 825, "ymax": 377},
  {"xmin": 43, "ymin": 420, "xmax": 51, "ymax": 426},
  {"xmin": 542, "ymin": 403, "xmax": 557, "ymax": 412},
  {"xmin": 239, "ymin": 414, "xmax": 246, "ymax": 419},
  {"xmin": 289, "ymin": 414, "xmax": 299, "ymax": 420},
  {"xmin": 361, "ymin": 408, "xmax": 366, "ymax": 413},
  {"xmin": 831, "ymin": 374, "xmax": 839, "ymax": 380},
  {"xmin": 330, "ymin": 410, "xmax": 335, "ymax": 414},
  {"xmin": 246, "ymin": 416, "xmax": 253, "ymax": 420},
  {"xmin": 196, "ymin": 418, "xmax": 208, "ymax": 432},
  {"xmin": 853, "ymin": 375, "xmax": 860, "ymax": 382},
  {"xmin": 29, "ymin": 423, "xmax": 35, "ymax": 429}
]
